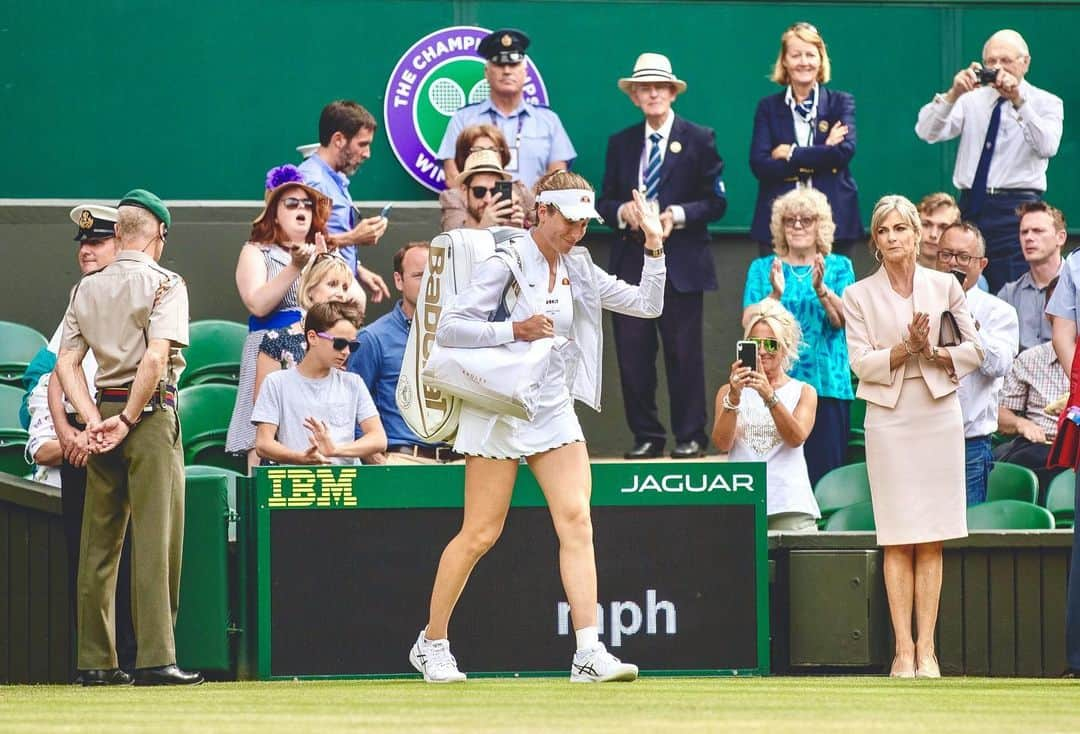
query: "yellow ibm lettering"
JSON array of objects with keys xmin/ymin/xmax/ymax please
[
  {"xmin": 286, "ymin": 469, "xmax": 318, "ymax": 507},
  {"xmin": 267, "ymin": 468, "xmax": 289, "ymax": 507},
  {"xmin": 315, "ymin": 468, "xmax": 358, "ymax": 507}
]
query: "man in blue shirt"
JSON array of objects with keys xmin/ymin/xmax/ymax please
[
  {"xmin": 299, "ymin": 100, "xmax": 390, "ymax": 308},
  {"xmin": 437, "ymin": 29, "xmax": 576, "ymax": 190},
  {"xmin": 348, "ymin": 242, "xmax": 460, "ymax": 464}
]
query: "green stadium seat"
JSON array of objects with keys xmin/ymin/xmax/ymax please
[
  {"xmin": 185, "ymin": 464, "xmax": 244, "ymax": 541},
  {"xmin": 986, "ymin": 462, "xmax": 1039, "ymax": 504},
  {"xmin": 0, "ymin": 435, "xmax": 32, "ymax": 477},
  {"xmin": 814, "ymin": 462, "xmax": 871, "ymax": 523},
  {"xmin": 179, "ymin": 320, "xmax": 247, "ymax": 388},
  {"xmin": 177, "ymin": 384, "xmax": 240, "ymax": 471},
  {"xmin": 0, "ymin": 384, "xmax": 27, "ymax": 431},
  {"xmin": 966, "ymin": 499, "xmax": 1055, "ymax": 530},
  {"xmin": 0, "ymin": 321, "xmax": 48, "ymax": 387},
  {"xmin": 1045, "ymin": 470, "xmax": 1075, "ymax": 529},
  {"xmin": 849, "ymin": 396, "xmax": 866, "ymax": 440},
  {"xmin": 823, "ymin": 500, "xmax": 876, "ymax": 531}
]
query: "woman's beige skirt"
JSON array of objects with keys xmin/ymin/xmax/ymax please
[{"xmin": 864, "ymin": 377, "xmax": 969, "ymax": 546}]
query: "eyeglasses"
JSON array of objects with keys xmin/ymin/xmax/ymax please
[
  {"xmin": 282, "ymin": 197, "xmax": 315, "ymax": 211},
  {"xmin": 937, "ymin": 250, "xmax": 973, "ymax": 265},
  {"xmin": 749, "ymin": 337, "xmax": 780, "ymax": 353},
  {"xmin": 782, "ymin": 215, "xmax": 817, "ymax": 229},
  {"xmin": 316, "ymin": 332, "xmax": 360, "ymax": 353},
  {"xmin": 470, "ymin": 186, "xmax": 499, "ymax": 199}
]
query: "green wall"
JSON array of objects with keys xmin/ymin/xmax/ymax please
[{"xmin": 3, "ymin": 1, "xmax": 1077, "ymax": 231}]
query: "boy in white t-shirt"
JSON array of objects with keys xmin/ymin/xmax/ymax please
[{"xmin": 252, "ymin": 301, "xmax": 386, "ymax": 465}]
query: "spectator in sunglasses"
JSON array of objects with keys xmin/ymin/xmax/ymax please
[
  {"xmin": 712, "ymin": 300, "xmax": 820, "ymax": 532},
  {"xmin": 226, "ymin": 164, "xmax": 331, "ymax": 469},
  {"xmin": 743, "ymin": 187, "xmax": 854, "ymax": 484},
  {"xmin": 438, "ymin": 143, "xmax": 531, "ymax": 232},
  {"xmin": 252, "ymin": 301, "xmax": 385, "ymax": 465},
  {"xmin": 252, "ymin": 252, "xmax": 362, "ymax": 405}
]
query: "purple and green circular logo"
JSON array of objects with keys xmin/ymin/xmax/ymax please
[{"xmin": 384, "ymin": 26, "xmax": 550, "ymax": 193}]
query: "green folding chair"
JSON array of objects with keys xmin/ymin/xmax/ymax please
[
  {"xmin": 986, "ymin": 462, "xmax": 1039, "ymax": 504},
  {"xmin": 0, "ymin": 321, "xmax": 48, "ymax": 387},
  {"xmin": 179, "ymin": 320, "xmax": 247, "ymax": 387},
  {"xmin": 823, "ymin": 500, "xmax": 876, "ymax": 531},
  {"xmin": 966, "ymin": 499, "xmax": 1055, "ymax": 530},
  {"xmin": 0, "ymin": 383, "xmax": 28, "ymax": 432},
  {"xmin": 1045, "ymin": 470, "xmax": 1075, "ymax": 529},
  {"xmin": 814, "ymin": 462, "xmax": 872, "ymax": 525},
  {"xmin": 849, "ymin": 396, "xmax": 866, "ymax": 441}
]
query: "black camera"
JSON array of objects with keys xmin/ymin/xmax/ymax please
[{"xmin": 977, "ymin": 66, "xmax": 999, "ymax": 85}]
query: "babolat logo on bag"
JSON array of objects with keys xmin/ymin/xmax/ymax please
[
  {"xmin": 398, "ymin": 227, "xmax": 524, "ymax": 442},
  {"xmin": 383, "ymin": 26, "xmax": 550, "ymax": 192}
]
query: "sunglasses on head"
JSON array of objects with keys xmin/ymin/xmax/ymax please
[
  {"xmin": 316, "ymin": 332, "xmax": 360, "ymax": 353},
  {"xmin": 282, "ymin": 197, "xmax": 315, "ymax": 211},
  {"xmin": 748, "ymin": 337, "xmax": 780, "ymax": 353}
]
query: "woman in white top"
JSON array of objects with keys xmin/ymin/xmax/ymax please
[
  {"xmin": 409, "ymin": 173, "xmax": 665, "ymax": 684},
  {"xmin": 712, "ymin": 300, "xmax": 820, "ymax": 531}
]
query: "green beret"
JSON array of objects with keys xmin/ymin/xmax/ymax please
[{"xmin": 118, "ymin": 189, "xmax": 171, "ymax": 229}]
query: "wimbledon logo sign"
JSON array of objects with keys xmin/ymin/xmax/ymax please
[{"xmin": 384, "ymin": 26, "xmax": 550, "ymax": 193}]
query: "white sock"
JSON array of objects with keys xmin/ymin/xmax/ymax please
[{"xmin": 575, "ymin": 625, "xmax": 600, "ymax": 651}]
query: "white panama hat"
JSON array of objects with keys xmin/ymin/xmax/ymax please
[{"xmin": 617, "ymin": 53, "xmax": 687, "ymax": 95}]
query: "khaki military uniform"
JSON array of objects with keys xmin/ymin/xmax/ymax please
[{"xmin": 62, "ymin": 250, "xmax": 189, "ymax": 670}]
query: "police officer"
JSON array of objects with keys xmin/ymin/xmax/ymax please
[
  {"xmin": 437, "ymin": 28, "xmax": 576, "ymax": 189},
  {"xmin": 55, "ymin": 189, "xmax": 202, "ymax": 687}
]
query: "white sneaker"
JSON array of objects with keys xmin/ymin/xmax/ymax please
[
  {"xmin": 570, "ymin": 643, "xmax": 639, "ymax": 683},
  {"xmin": 409, "ymin": 629, "xmax": 467, "ymax": 683}
]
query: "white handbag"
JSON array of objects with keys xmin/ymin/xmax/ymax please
[{"xmin": 421, "ymin": 246, "xmax": 569, "ymax": 422}]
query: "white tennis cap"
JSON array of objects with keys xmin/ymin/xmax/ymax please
[{"xmin": 537, "ymin": 189, "xmax": 602, "ymax": 222}]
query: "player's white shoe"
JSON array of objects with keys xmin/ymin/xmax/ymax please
[
  {"xmin": 409, "ymin": 629, "xmax": 467, "ymax": 683},
  {"xmin": 570, "ymin": 643, "xmax": 639, "ymax": 683}
]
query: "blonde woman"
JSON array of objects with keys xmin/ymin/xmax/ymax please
[
  {"xmin": 409, "ymin": 172, "xmax": 664, "ymax": 684},
  {"xmin": 750, "ymin": 22, "xmax": 862, "ymax": 257},
  {"xmin": 842, "ymin": 195, "xmax": 983, "ymax": 678},
  {"xmin": 713, "ymin": 300, "xmax": 819, "ymax": 531},
  {"xmin": 742, "ymin": 188, "xmax": 853, "ymax": 484}
]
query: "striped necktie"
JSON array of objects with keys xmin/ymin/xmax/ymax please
[{"xmin": 644, "ymin": 132, "xmax": 662, "ymax": 202}]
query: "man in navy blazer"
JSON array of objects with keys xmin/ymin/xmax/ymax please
[
  {"xmin": 749, "ymin": 24, "xmax": 863, "ymax": 257},
  {"xmin": 597, "ymin": 53, "xmax": 727, "ymax": 459}
]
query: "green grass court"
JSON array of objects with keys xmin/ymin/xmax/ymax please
[{"xmin": 2, "ymin": 677, "xmax": 1079, "ymax": 733}]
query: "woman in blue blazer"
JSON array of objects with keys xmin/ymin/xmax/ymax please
[{"xmin": 750, "ymin": 22, "xmax": 863, "ymax": 257}]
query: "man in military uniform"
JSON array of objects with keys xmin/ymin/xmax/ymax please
[
  {"xmin": 437, "ymin": 28, "xmax": 576, "ymax": 189},
  {"xmin": 55, "ymin": 190, "xmax": 202, "ymax": 687}
]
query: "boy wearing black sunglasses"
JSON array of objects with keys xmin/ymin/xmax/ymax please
[{"xmin": 252, "ymin": 301, "xmax": 386, "ymax": 465}]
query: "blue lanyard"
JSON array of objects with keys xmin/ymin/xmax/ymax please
[{"xmin": 488, "ymin": 109, "xmax": 525, "ymax": 146}]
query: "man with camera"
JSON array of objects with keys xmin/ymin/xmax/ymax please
[{"xmin": 915, "ymin": 29, "xmax": 1063, "ymax": 292}]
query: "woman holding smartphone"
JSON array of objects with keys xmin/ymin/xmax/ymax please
[{"xmin": 712, "ymin": 300, "xmax": 820, "ymax": 531}]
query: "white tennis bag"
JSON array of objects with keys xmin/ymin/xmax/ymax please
[{"xmin": 396, "ymin": 227, "xmax": 522, "ymax": 442}]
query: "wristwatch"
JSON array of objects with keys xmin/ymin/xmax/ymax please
[
  {"xmin": 118, "ymin": 412, "xmax": 139, "ymax": 429},
  {"xmin": 765, "ymin": 393, "xmax": 781, "ymax": 409},
  {"xmin": 645, "ymin": 246, "xmax": 664, "ymax": 258}
]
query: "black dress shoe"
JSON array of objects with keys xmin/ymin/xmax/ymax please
[
  {"xmin": 134, "ymin": 664, "xmax": 204, "ymax": 686},
  {"xmin": 81, "ymin": 668, "xmax": 133, "ymax": 686},
  {"xmin": 624, "ymin": 441, "xmax": 664, "ymax": 459},
  {"xmin": 1062, "ymin": 668, "xmax": 1080, "ymax": 678},
  {"xmin": 671, "ymin": 440, "xmax": 706, "ymax": 459}
]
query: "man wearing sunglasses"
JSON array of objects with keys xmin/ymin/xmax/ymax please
[
  {"xmin": 253, "ymin": 301, "xmax": 387, "ymax": 465},
  {"xmin": 935, "ymin": 222, "xmax": 1018, "ymax": 504},
  {"xmin": 443, "ymin": 149, "xmax": 524, "ymax": 230}
]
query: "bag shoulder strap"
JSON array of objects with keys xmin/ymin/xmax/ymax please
[{"xmin": 493, "ymin": 237, "xmax": 537, "ymax": 312}]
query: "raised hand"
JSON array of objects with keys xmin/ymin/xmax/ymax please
[
  {"xmin": 304, "ymin": 417, "xmax": 337, "ymax": 459},
  {"xmin": 811, "ymin": 254, "xmax": 826, "ymax": 292},
  {"xmin": 629, "ymin": 188, "xmax": 663, "ymax": 249},
  {"xmin": 769, "ymin": 257, "xmax": 786, "ymax": 299},
  {"xmin": 728, "ymin": 358, "xmax": 751, "ymax": 399},
  {"xmin": 351, "ymin": 215, "xmax": 388, "ymax": 246},
  {"xmin": 949, "ymin": 63, "xmax": 980, "ymax": 99},
  {"xmin": 314, "ymin": 231, "xmax": 328, "ymax": 255},
  {"xmin": 289, "ymin": 241, "xmax": 316, "ymax": 268},
  {"xmin": 906, "ymin": 311, "xmax": 931, "ymax": 353}
]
